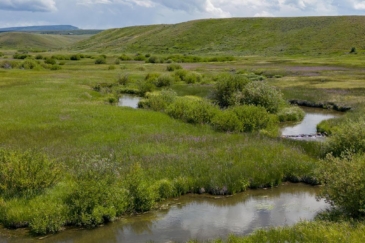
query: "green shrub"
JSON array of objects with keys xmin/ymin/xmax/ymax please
[
  {"xmin": 184, "ymin": 72, "xmax": 202, "ymax": 84},
  {"xmin": 44, "ymin": 58, "xmax": 56, "ymax": 65},
  {"xmin": 166, "ymin": 97, "xmax": 218, "ymax": 124},
  {"xmin": 0, "ymin": 149, "xmax": 62, "ymax": 198},
  {"xmin": 118, "ymin": 74, "xmax": 130, "ymax": 86},
  {"xmin": 13, "ymin": 52, "xmax": 30, "ymax": 59},
  {"xmin": 35, "ymin": 54, "xmax": 43, "ymax": 60},
  {"xmin": 138, "ymin": 80, "xmax": 156, "ymax": 96},
  {"xmin": 235, "ymin": 81, "xmax": 286, "ymax": 113},
  {"xmin": 66, "ymin": 156, "xmax": 128, "ymax": 226},
  {"xmin": 174, "ymin": 69, "xmax": 189, "ymax": 81},
  {"xmin": 145, "ymin": 72, "xmax": 161, "ymax": 82},
  {"xmin": 59, "ymin": 61, "xmax": 66, "ymax": 65},
  {"xmin": 211, "ymin": 110, "xmax": 241, "ymax": 132},
  {"xmin": 167, "ymin": 63, "xmax": 182, "ymax": 71},
  {"xmin": 108, "ymin": 65, "xmax": 116, "ymax": 70},
  {"xmin": 213, "ymin": 74, "xmax": 250, "ymax": 107},
  {"xmin": 95, "ymin": 57, "xmax": 106, "ymax": 64},
  {"xmin": 156, "ymin": 74, "xmax": 173, "ymax": 87},
  {"xmin": 325, "ymin": 117, "xmax": 365, "ymax": 156},
  {"xmin": 70, "ymin": 54, "xmax": 81, "ymax": 61},
  {"xmin": 232, "ymin": 105, "xmax": 276, "ymax": 132},
  {"xmin": 119, "ymin": 54, "xmax": 132, "ymax": 61},
  {"xmin": 277, "ymin": 106, "xmax": 305, "ymax": 122},
  {"xmin": 125, "ymin": 163, "xmax": 156, "ymax": 213},
  {"xmin": 138, "ymin": 89, "xmax": 177, "ymax": 112},
  {"xmin": 318, "ymin": 153, "xmax": 365, "ymax": 217},
  {"xmin": 20, "ymin": 60, "xmax": 41, "ymax": 70},
  {"xmin": 134, "ymin": 53, "xmax": 146, "ymax": 61},
  {"xmin": 50, "ymin": 65, "xmax": 62, "ymax": 70},
  {"xmin": 147, "ymin": 56, "xmax": 161, "ymax": 64},
  {"xmin": 153, "ymin": 179, "xmax": 175, "ymax": 200}
]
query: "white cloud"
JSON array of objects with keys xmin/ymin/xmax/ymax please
[
  {"xmin": 254, "ymin": 11, "xmax": 275, "ymax": 17},
  {"xmin": 0, "ymin": 0, "xmax": 57, "ymax": 12}
]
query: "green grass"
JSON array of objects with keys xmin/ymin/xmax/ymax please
[
  {"xmin": 0, "ymin": 32, "xmax": 90, "ymax": 51},
  {"xmin": 73, "ymin": 16, "xmax": 365, "ymax": 56}
]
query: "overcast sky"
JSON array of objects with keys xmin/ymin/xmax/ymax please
[{"xmin": 0, "ymin": 0, "xmax": 364, "ymax": 29}]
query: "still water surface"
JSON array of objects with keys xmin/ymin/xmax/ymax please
[
  {"xmin": 118, "ymin": 95, "xmax": 141, "ymax": 109},
  {"xmin": 0, "ymin": 183, "xmax": 327, "ymax": 243},
  {"xmin": 281, "ymin": 107, "xmax": 342, "ymax": 139}
]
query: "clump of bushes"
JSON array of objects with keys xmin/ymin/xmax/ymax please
[
  {"xmin": 44, "ymin": 57, "xmax": 56, "ymax": 65},
  {"xmin": 184, "ymin": 72, "xmax": 202, "ymax": 84},
  {"xmin": 213, "ymin": 74, "xmax": 251, "ymax": 107},
  {"xmin": 70, "ymin": 54, "xmax": 81, "ymax": 60},
  {"xmin": 318, "ymin": 153, "xmax": 365, "ymax": 217},
  {"xmin": 95, "ymin": 56, "xmax": 106, "ymax": 64},
  {"xmin": 134, "ymin": 53, "xmax": 146, "ymax": 61},
  {"xmin": 211, "ymin": 105, "xmax": 277, "ymax": 133},
  {"xmin": 138, "ymin": 89, "xmax": 177, "ymax": 112},
  {"xmin": 119, "ymin": 54, "xmax": 132, "ymax": 61},
  {"xmin": 156, "ymin": 74, "xmax": 174, "ymax": 87},
  {"xmin": 277, "ymin": 106, "xmax": 305, "ymax": 122},
  {"xmin": 13, "ymin": 52, "xmax": 31, "ymax": 59},
  {"xmin": 166, "ymin": 97, "xmax": 218, "ymax": 124},
  {"xmin": 234, "ymin": 81, "xmax": 286, "ymax": 113},
  {"xmin": 0, "ymin": 149, "xmax": 62, "ymax": 198},
  {"xmin": 167, "ymin": 63, "xmax": 182, "ymax": 71},
  {"xmin": 325, "ymin": 117, "xmax": 365, "ymax": 157}
]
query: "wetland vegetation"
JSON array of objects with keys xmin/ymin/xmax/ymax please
[{"xmin": 1, "ymin": 16, "xmax": 365, "ymax": 242}]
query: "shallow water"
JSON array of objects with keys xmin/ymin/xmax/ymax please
[
  {"xmin": 118, "ymin": 95, "xmax": 141, "ymax": 109},
  {"xmin": 0, "ymin": 183, "xmax": 327, "ymax": 243},
  {"xmin": 281, "ymin": 107, "xmax": 342, "ymax": 140}
]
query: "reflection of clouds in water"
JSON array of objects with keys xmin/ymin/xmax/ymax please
[{"xmin": 0, "ymin": 184, "xmax": 328, "ymax": 243}]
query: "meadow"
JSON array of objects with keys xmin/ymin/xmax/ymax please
[{"xmin": 1, "ymin": 16, "xmax": 365, "ymax": 241}]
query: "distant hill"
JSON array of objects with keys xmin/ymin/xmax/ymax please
[
  {"xmin": 0, "ymin": 25, "xmax": 79, "ymax": 32},
  {"xmin": 0, "ymin": 32, "xmax": 90, "ymax": 50},
  {"xmin": 73, "ymin": 16, "xmax": 365, "ymax": 56}
]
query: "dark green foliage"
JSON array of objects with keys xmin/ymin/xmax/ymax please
[
  {"xmin": 166, "ymin": 63, "xmax": 182, "ymax": 71},
  {"xmin": 125, "ymin": 163, "xmax": 156, "ymax": 212},
  {"xmin": 277, "ymin": 106, "xmax": 305, "ymax": 122},
  {"xmin": 95, "ymin": 56, "xmax": 106, "ymax": 64},
  {"xmin": 166, "ymin": 97, "xmax": 218, "ymax": 124},
  {"xmin": 213, "ymin": 74, "xmax": 250, "ymax": 107},
  {"xmin": 318, "ymin": 153, "xmax": 365, "ymax": 217},
  {"xmin": 350, "ymin": 47, "xmax": 357, "ymax": 54},
  {"xmin": 235, "ymin": 81, "xmax": 286, "ymax": 113},
  {"xmin": 134, "ymin": 53, "xmax": 146, "ymax": 61},
  {"xmin": 50, "ymin": 65, "xmax": 62, "ymax": 70},
  {"xmin": 325, "ymin": 117, "xmax": 365, "ymax": 157},
  {"xmin": 13, "ymin": 52, "xmax": 30, "ymax": 59},
  {"xmin": 0, "ymin": 150, "xmax": 62, "ymax": 198},
  {"xmin": 44, "ymin": 58, "xmax": 56, "ymax": 65},
  {"xmin": 70, "ymin": 54, "xmax": 81, "ymax": 60},
  {"xmin": 65, "ymin": 156, "xmax": 128, "ymax": 227},
  {"xmin": 156, "ymin": 74, "xmax": 174, "ymax": 87},
  {"xmin": 147, "ymin": 56, "xmax": 161, "ymax": 63},
  {"xmin": 35, "ymin": 54, "xmax": 43, "ymax": 60}
]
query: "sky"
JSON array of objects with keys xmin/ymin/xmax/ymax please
[{"xmin": 0, "ymin": 0, "xmax": 364, "ymax": 29}]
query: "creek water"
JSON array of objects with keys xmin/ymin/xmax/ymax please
[
  {"xmin": 0, "ymin": 183, "xmax": 327, "ymax": 243},
  {"xmin": 118, "ymin": 95, "xmax": 141, "ymax": 109},
  {"xmin": 281, "ymin": 107, "xmax": 342, "ymax": 140}
]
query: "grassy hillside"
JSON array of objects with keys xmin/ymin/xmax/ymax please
[
  {"xmin": 73, "ymin": 16, "xmax": 365, "ymax": 55},
  {"xmin": 0, "ymin": 32, "xmax": 90, "ymax": 50}
]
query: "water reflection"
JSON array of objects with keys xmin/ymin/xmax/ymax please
[
  {"xmin": 281, "ymin": 107, "xmax": 342, "ymax": 140},
  {"xmin": 0, "ymin": 183, "xmax": 327, "ymax": 243},
  {"xmin": 118, "ymin": 95, "xmax": 140, "ymax": 109}
]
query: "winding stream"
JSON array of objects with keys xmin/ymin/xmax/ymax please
[
  {"xmin": 281, "ymin": 107, "xmax": 342, "ymax": 140},
  {"xmin": 0, "ymin": 183, "xmax": 327, "ymax": 243}
]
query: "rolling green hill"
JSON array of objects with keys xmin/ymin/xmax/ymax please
[
  {"xmin": 0, "ymin": 32, "xmax": 91, "ymax": 50},
  {"xmin": 73, "ymin": 16, "xmax": 365, "ymax": 55}
]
